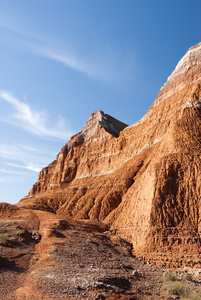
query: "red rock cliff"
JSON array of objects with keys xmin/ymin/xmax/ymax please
[{"xmin": 18, "ymin": 42, "xmax": 201, "ymax": 268}]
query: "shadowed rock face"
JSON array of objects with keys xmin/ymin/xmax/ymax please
[{"xmin": 17, "ymin": 42, "xmax": 201, "ymax": 268}]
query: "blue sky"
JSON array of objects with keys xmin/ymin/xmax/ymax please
[{"xmin": 0, "ymin": 0, "xmax": 200, "ymax": 204}]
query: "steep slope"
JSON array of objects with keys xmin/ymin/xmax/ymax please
[{"xmin": 17, "ymin": 42, "xmax": 201, "ymax": 267}]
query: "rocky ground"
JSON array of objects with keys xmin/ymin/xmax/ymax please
[{"xmin": 0, "ymin": 206, "xmax": 201, "ymax": 299}]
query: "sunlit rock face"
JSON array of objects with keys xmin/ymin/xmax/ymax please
[{"xmin": 18, "ymin": 42, "xmax": 201, "ymax": 268}]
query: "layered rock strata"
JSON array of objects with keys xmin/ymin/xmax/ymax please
[{"xmin": 18, "ymin": 42, "xmax": 201, "ymax": 268}]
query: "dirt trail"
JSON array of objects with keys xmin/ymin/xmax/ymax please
[{"xmin": 14, "ymin": 211, "xmax": 65, "ymax": 299}]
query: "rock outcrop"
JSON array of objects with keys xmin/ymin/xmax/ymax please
[{"xmin": 17, "ymin": 42, "xmax": 201, "ymax": 268}]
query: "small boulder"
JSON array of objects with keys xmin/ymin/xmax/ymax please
[{"xmin": 32, "ymin": 232, "xmax": 41, "ymax": 241}]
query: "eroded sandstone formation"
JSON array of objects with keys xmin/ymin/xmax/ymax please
[{"xmin": 17, "ymin": 42, "xmax": 201, "ymax": 268}]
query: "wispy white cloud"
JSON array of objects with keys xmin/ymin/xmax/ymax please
[
  {"xmin": 20, "ymin": 145, "xmax": 44, "ymax": 153},
  {"xmin": 0, "ymin": 143, "xmax": 48, "ymax": 192},
  {"xmin": 0, "ymin": 13, "xmax": 44, "ymax": 43},
  {"xmin": 0, "ymin": 14, "xmax": 21, "ymax": 32},
  {"xmin": 35, "ymin": 47, "xmax": 91, "ymax": 76},
  {"xmin": 0, "ymin": 143, "xmax": 52, "ymax": 171},
  {"xmin": 0, "ymin": 15, "xmax": 135, "ymax": 84},
  {"xmin": 29, "ymin": 44, "xmax": 134, "ymax": 84},
  {"xmin": 0, "ymin": 168, "xmax": 25, "ymax": 175},
  {"xmin": 31, "ymin": 45, "xmax": 107, "ymax": 81},
  {"xmin": 0, "ymin": 91, "xmax": 73, "ymax": 140},
  {"xmin": 5, "ymin": 162, "xmax": 41, "ymax": 173},
  {"xmin": 0, "ymin": 144, "xmax": 27, "ymax": 161}
]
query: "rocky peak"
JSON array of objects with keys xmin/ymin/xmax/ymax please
[
  {"xmin": 97, "ymin": 110, "xmax": 128, "ymax": 137},
  {"xmin": 78, "ymin": 110, "xmax": 128, "ymax": 139},
  {"xmin": 67, "ymin": 110, "xmax": 128, "ymax": 148}
]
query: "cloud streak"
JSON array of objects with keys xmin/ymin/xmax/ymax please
[
  {"xmin": 31, "ymin": 46, "xmax": 111, "ymax": 81},
  {"xmin": 0, "ymin": 91, "xmax": 73, "ymax": 140},
  {"xmin": 0, "ymin": 15, "xmax": 135, "ymax": 84},
  {"xmin": 0, "ymin": 168, "xmax": 25, "ymax": 175},
  {"xmin": 36, "ymin": 47, "xmax": 93, "ymax": 77},
  {"xmin": 29, "ymin": 44, "xmax": 134, "ymax": 84},
  {"xmin": 0, "ymin": 142, "xmax": 56, "ymax": 173},
  {"xmin": 5, "ymin": 162, "xmax": 41, "ymax": 173}
]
